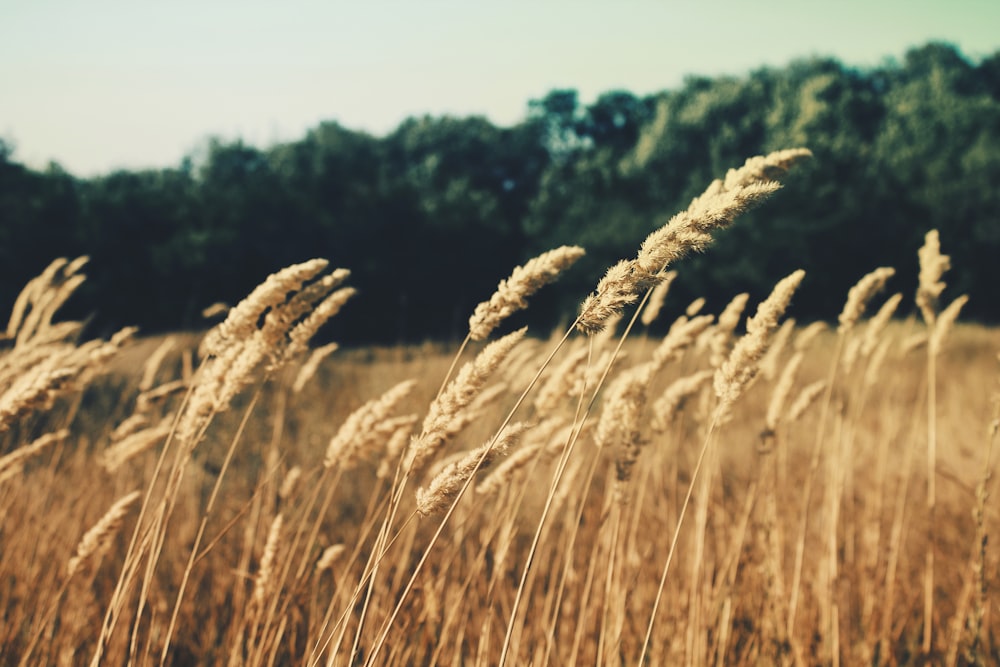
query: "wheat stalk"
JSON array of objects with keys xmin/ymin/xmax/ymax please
[
  {"xmin": 406, "ymin": 328, "xmax": 526, "ymax": 475},
  {"xmin": 415, "ymin": 423, "xmax": 528, "ymax": 516},
  {"xmin": 838, "ymin": 267, "xmax": 895, "ymax": 333},
  {"xmin": 578, "ymin": 149, "xmax": 811, "ymax": 334},
  {"xmin": 0, "ymin": 429, "xmax": 69, "ymax": 483},
  {"xmin": 710, "ymin": 293, "xmax": 750, "ymax": 367},
  {"xmin": 200, "ymin": 259, "xmax": 331, "ymax": 357},
  {"xmin": 324, "ymin": 379, "xmax": 417, "ymax": 470},
  {"xmin": 252, "ymin": 514, "xmax": 284, "ymax": 608},
  {"xmin": 916, "ymin": 229, "xmax": 949, "ymax": 326},
  {"xmin": 292, "ymin": 342, "xmax": 340, "ymax": 393},
  {"xmin": 639, "ymin": 271, "xmax": 677, "ymax": 326},
  {"xmin": 469, "ymin": 245, "xmax": 585, "ymax": 341},
  {"xmin": 67, "ymin": 491, "xmax": 141, "ymax": 577},
  {"xmin": 714, "ymin": 270, "xmax": 805, "ymax": 411}
]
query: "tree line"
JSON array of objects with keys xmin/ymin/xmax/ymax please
[{"xmin": 1, "ymin": 41, "xmax": 998, "ymax": 343}]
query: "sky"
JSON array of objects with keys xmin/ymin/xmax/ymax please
[{"xmin": 2, "ymin": 0, "xmax": 998, "ymax": 176}]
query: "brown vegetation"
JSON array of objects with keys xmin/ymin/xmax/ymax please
[{"xmin": 0, "ymin": 150, "xmax": 996, "ymax": 666}]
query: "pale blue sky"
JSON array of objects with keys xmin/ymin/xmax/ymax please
[{"xmin": 2, "ymin": 0, "xmax": 998, "ymax": 176}]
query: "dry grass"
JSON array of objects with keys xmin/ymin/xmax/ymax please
[{"xmin": 1, "ymin": 149, "xmax": 997, "ymax": 666}]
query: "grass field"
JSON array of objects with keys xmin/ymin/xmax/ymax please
[{"xmin": 1, "ymin": 149, "xmax": 997, "ymax": 666}]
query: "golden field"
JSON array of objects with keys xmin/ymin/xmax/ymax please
[{"xmin": 1, "ymin": 150, "xmax": 997, "ymax": 666}]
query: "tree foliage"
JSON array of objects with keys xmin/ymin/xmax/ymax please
[{"xmin": 1, "ymin": 42, "xmax": 997, "ymax": 342}]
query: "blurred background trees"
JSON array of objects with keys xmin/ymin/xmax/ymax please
[{"xmin": 1, "ymin": 41, "xmax": 997, "ymax": 343}]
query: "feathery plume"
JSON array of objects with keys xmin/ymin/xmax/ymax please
[
  {"xmin": 596, "ymin": 363, "xmax": 654, "ymax": 451},
  {"xmin": 930, "ymin": 295, "xmax": 969, "ymax": 354},
  {"xmin": 864, "ymin": 339, "xmax": 893, "ymax": 389},
  {"xmin": 316, "ymin": 544, "xmax": 346, "ymax": 574},
  {"xmin": 139, "ymin": 337, "xmax": 176, "ymax": 392},
  {"xmin": 916, "ymin": 230, "xmax": 950, "ymax": 325},
  {"xmin": 635, "ymin": 180, "xmax": 784, "ymax": 279},
  {"xmin": 67, "ymin": 490, "xmax": 141, "ymax": 577},
  {"xmin": 292, "ymin": 342, "xmax": 339, "ymax": 393},
  {"xmin": 476, "ymin": 417, "xmax": 567, "ymax": 496},
  {"xmin": 577, "ymin": 261, "xmax": 642, "ymax": 334},
  {"xmin": 415, "ymin": 423, "xmax": 528, "ymax": 516},
  {"xmin": 533, "ymin": 345, "xmax": 590, "ymax": 414},
  {"xmin": 862, "ymin": 293, "xmax": 903, "ymax": 357},
  {"xmin": 279, "ymin": 466, "xmax": 302, "ymax": 501},
  {"xmin": 135, "ymin": 379, "xmax": 187, "ymax": 413},
  {"xmin": 110, "ymin": 413, "xmax": 149, "ymax": 442},
  {"xmin": 0, "ymin": 429, "xmax": 69, "ymax": 483},
  {"xmin": 252, "ymin": 514, "xmax": 283, "ymax": 607},
  {"xmin": 285, "ymin": 284, "xmax": 355, "ymax": 358},
  {"xmin": 6, "ymin": 258, "xmax": 68, "ymax": 340},
  {"xmin": 759, "ymin": 317, "xmax": 796, "ymax": 381},
  {"xmin": 100, "ymin": 419, "xmax": 172, "ymax": 473},
  {"xmin": 794, "ymin": 321, "xmax": 828, "ymax": 351},
  {"xmin": 201, "ymin": 302, "xmax": 230, "ymax": 319},
  {"xmin": 640, "ymin": 271, "xmax": 677, "ymax": 326},
  {"xmin": 597, "ymin": 363, "xmax": 656, "ymax": 499},
  {"xmin": 469, "ymin": 245, "xmax": 584, "ymax": 341},
  {"xmin": 652, "ymin": 314, "xmax": 714, "ymax": 369},
  {"xmin": 406, "ymin": 328, "xmax": 525, "ymax": 474},
  {"xmin": 651, "ymin": 371, "xmax": 713, "ymax": 432},
  {"xmin": 838, "ymin": 267, "xmax": 895, "ymax": 333},
  {"xmin": 200, "ymin": 259, "xmax": 330, "ymax": 358},
  {"xmin": 900, "ymin": 332, "xmax": 929, "ymax": 355},
  {"xmin": 376, "ymin": 415, "xmax": 420, "ymax": 479},
  {"xmin": 788, "ymin": 380, "xmax": 826, "ymax": 422},
  {"xmin": 710, "ymin": 293, "xmax": 751, "ymax": 367},
  {"xmin": 0, "ymin": 329, "xmax": 134, "ymax": 432},
  {"xmin": 22, "ymin": 274, "xmax": 85, "ymax": 345},
  {"xmin": 685, "ymin": 297, "xmax": 706, "ymax": 317},
  {"xmin": 714, "ymin": 270, "xmax": 805, "ymax": 409},
  {"xmin": 766, "ymin": 352, "xmax": 804, "ymax": 431},
  {"xmin": 578, "ymin": 150, "xmax": 810, "ymax": 334},
  {"xmin": 324, "ymin": 379, "xmax": 417, "ymax": 470}
]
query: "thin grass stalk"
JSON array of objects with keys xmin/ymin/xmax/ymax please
[
  {"xmin": 308, "ymin": 489, "xmax": 391, "ymax": 664},
  {"xmin": 839, "ymin": 338, "xmax": 892, "ymax": 659},
  {"xmin": 337, "ymin": 439, "xmax": 411, "ymax": 665},
  {"xmin": 90, "ymin": 367, "xmax": 204, "ymax": 666},
  {"xmin": 685, "ymin": 420, "xmax": 717, "ymax": 665},
  {"xmin": 19, "ymin": 490, "xmax": 140, "ymax": 667},
  {"xmin": 130, "ymin": 379, "xmax": 229, "ymax": 665},
  {"xmin": 307, "ymin": 510, "xmax": 416, "ymax": 665},
  {"xmin": 605, "ymin": 445, "xmax": 660, "ymax": 661},
  {"xmin": 638, "ymin": 410, "xmax": 723, "ymax": 663},
  {"xmin": 242, "ymin": 469, "xmax": 334, "ymax": 664},
  {"xmin": 425, "ymin": 501, "xmax": 513, "ymax": 666},
  {"xmin": 133, "ymin": 376, "xmax": 237, "ymax": 661},
  {"xmin": 348, "ymin": 330, "xmax": 523, "ymax": 656},
  {"xmin": 567, "ymin": 509, "xmax": 607, "ymax": 665},
  {"xmin": 965, "ymin": 394, "xmax": 996, "ymax": 667},
  {"xmin": 878, "ymin": 404, "xmax": 919, "ymax": 662},
  {"xmin": 364, "ymin": 325, "xmax": 576, "ymax": 666},
  {"xmin": 18, "ymin": 576, "xmax": 75, "ymax": 667},
  {"xmin": 923, "ymin": 334, "xmax": 937, "ymax": 655},
  {"xmin": 786, "ymin": 332, "xmax": 845, "ymax": 641},
  {"xmin": 159, "ymin": 385, "xmax": 265, "ymax": 665},
  {"xmin": 499, "ymin": 287, "xmax": 656, "ymax": 665},
  {"xmin": 597, "ymin": 502, "xmax": 623, "ymax": 665},
  {"xmin": 540, "ymin": 374, "xmax": 603, "ymax": 665},
  {"xmin": 713, "ymin": 481, "xmax": 759, "ymax": 664}
]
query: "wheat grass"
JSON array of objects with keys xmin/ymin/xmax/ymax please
[
  {"xmin": 714, "ymin": 270, "xmax": 805, "ymax": 410},
  {"xmin": 406, "ymin": 328, "xmax": 526, "ymax": 475},
  {"xmin": 4, "ymin": 149, "xmax": 995, "ymax": 666},
  {"xmin": 67, "ymin": 491, "xmax": 141, "ymax": 577},
  {"xmin": 416, "ymin": 423, "xmax": 528, "ymax": 516},
  {"xmin": 469, "ymin": 245, "xmax": 585, "ymax": 341}
]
